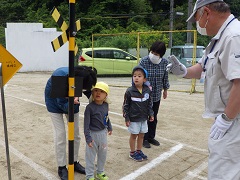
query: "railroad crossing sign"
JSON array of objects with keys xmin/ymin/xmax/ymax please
[
  {"xmin": 50, "ymin": 7, "xmax": 81, "ymax": 55},
  {"xmin": 0, "ymin": 45, "xmax": 22, "ymax": 86}
]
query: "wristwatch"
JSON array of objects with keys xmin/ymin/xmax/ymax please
[{"xmin": 222, "ymin": 113, "xmax": 234, "ymax": 121}]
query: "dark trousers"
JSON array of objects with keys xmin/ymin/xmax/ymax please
[{"xmin": 144, "ymin": 100, "xmax": 160, "ymax": 140}]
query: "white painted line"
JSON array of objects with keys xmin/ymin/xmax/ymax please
[
  {"xmin": 94, "ymin": 109, "xmax": 208, "ymax": 153},
  {"xmin": 120, "ymin": 144, "xmax": 183, "ymax": 180},
  {"xmin": 4, "ymin": 84, "xmax": 8, "ymax": 91},
  {"xmin": 6, "ymin": 95, "xmax": 208, "ymax": 180},
  {"xmin": 6, "ymin": 95, "xmax": 46, "ymax": 107},
  {"xmin": 7, "ymin": 94, "xmax": 208, "ymax": 155},
  {"xmin": 0, "ymin": 139, "xmax": 58, "ymax": 180},
  {"xmin": 111, "ymin": 123, "xmax": 127, "ymax": 130},
  {"xmin": 182, "ymin": 161, "xmax": 208, "ymax": 180},
  {"xmin": 159, "ymin": 137, "xmax": 208, "ymax": 153}
]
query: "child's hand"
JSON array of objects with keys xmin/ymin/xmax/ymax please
[
  {"xmin": 108, "ymin": 131, "xmax": 112, "ymax": 135},
  {"xmin": 88, "ymin": 140, "xmax": 94, "ymax": 147},
  {"xmin": 149, "ymin": 116, "xmax": 154, "ymax": 122},
  {"xmin": 125, "ymin": 121, "xmax": 130, "ymax": 127}
]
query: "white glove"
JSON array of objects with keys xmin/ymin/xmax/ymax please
[
  {"xmin": 210, "ymin": 114, "xmax": 233, "ymax": 140},
  {"xmin": 167, "ymin": 55, "xmax": 187, "ymax": 77}
]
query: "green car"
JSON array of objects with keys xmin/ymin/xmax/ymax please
[
  {"xmin": 170, "ymin": 45, "xmax": 205, "ymax": 68},
  {"xmin": 78, "ymin": 47, "xmax": 139, "ymax": 75}
]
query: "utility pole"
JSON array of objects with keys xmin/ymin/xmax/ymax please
[
  {"xmin": 187, "ymin": 0, "xmax": 193, "ymax": 43},
  {"xmin": 169, "ymin": 0, "xmax": 174, "ymax": 48}
]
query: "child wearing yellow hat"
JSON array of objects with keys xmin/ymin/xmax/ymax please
[{"xmin": 84, "ymin": 82, "xmax": 112, "ymax": 180}]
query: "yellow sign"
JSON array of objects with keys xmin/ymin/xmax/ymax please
[{"xmin": 0, "ymin": 45, "xmax": 22, "ymax": 86}]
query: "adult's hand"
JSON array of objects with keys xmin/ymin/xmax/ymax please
[
  {"xmin": 74, "ymin": 97, "xmax": 80, "ymax": 104},
  {"xmin": 210, "ymin": 114, "xmax": 233, "ymax": 140},
  {"xmin": 167, "ymin": 55, "xmax": 187, "ymax": 77}
]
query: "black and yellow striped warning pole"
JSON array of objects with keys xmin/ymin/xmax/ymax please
[{"xmin": 68, "ymin": 0, "xmax": 76, "ymax": 179}]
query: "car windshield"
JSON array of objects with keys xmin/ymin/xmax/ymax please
[
  {"xmin": 85, "ymin": 50, "xmax": 113, "ymax": 58},
  {"xmin": 183, "ymin": 48, "xmax": 204, "ymax": 58}
]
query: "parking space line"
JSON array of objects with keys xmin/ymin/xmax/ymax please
[
  {"xmin": 159, "ymin": 137, "xmax": 208, "ymax": 153},
  {"xmin": 4, "ymin": 84, "xmax": 8, "ymax": 91},
  {"xmin": 0, "ymin": 139, "xmax": 58, "ymax": 180},
  {"xmin": 120, "ymin": 144, "xmax": 183, "ymax": 180},
  {"xmin": 6, "ymin": 95, "xmax": 208, "ymax": 179},
  {"xmin": 182, "ymin": 161, "xmax": 208, "ymax": 180},
  {"xmin": 6, "ymin": 95, "xmax": 46, "ymax": 107}
]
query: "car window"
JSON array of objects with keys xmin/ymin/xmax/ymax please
[
  {"xmin": 113, "ymin": 50, "xmax": 125, "ymax": 59},
  {"xmin": 183, "ymin": 49, "xmax": 192, "ymax": 58},
  {"xmin": 183, "ymin": 48, "xmax": 204, "ymax": 58},
  {"xmin": 196, "ymin": 48, "xmax": 204, "ymax": 58},
  {"xmin": 113, "ymin": 50, "xmax": 137, "ymax": 60},
  {"xmin": 171, "ymin": 47, "xmax": 204, "ymax": 59},
  {"xmin": 85, "ymin": 50, "xmax": 113, "ymax": 59},
  {"xmin": 85, "ymin": 51, "xmax": 93, "ymax": 57},
  {"xmin": 94, "ymin": 50, "xmax": 113, "ymax": 59},
  {"xmin": 171, "ymin": 48, "xmax": 182, "ymax": 58}
]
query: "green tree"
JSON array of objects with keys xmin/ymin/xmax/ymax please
[
  {"xmin": 225, "ymin": 0, "xmax": 240, "ymax": 17},
  {"xmin": 1, "ymin": 0, "xmax": 237, "ymax": 49},
  {"xmin": 0, "ymin": 25, "xmax": 5, "ymax": 46}
]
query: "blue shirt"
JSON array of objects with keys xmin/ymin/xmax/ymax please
[
  {"xmin": 140, "ymin": 56, "xmax": 170, "ymax": 102},
  {"xmin": 44, "ymin": 67, "xmax": 80, "ymax": 114}
]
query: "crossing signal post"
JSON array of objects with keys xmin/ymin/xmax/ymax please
[
  {"xmin": 50, "ymin": 1, "xmax": 81, "ymax": 179},
  {"xmin": 68, "ymin": 1, "xmax": 76, "ymax": 179}
]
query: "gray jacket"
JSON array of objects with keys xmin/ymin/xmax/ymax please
[{"xmin": 84, "ymin": 102, "xmax": 112, "ymax": 144}]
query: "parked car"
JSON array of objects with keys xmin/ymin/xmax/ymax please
[
  {"xmin": 78, "ymin": 47, "xmax": 139, "ymax": 75},
  {"xmin": 170, "ymin": 45, "xmax": 205, "ymax": 67}
]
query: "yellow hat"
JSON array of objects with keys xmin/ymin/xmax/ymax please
[
  {"xmin": 92, "ymin": 82, "xmax": 109, "ymax": 94},
  {"xmin": 90, "ymin": 82, "xmax": 111, "ymax": 104}
]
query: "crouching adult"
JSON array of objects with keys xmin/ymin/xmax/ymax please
[{"xmin": 44, "ymin": 66, "xmax": 97, "ymax": 180}]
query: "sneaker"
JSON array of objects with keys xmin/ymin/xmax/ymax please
[
  {"xmin": 143, "ymin": 140, "xmax": 151, "ymax": 148},
  {"xmin": 74, "ymin": 161, "xmax": 86, "ymax": 174},
  {"xmin": 58, "ymin": 166, "xmax": 68, "ymax": 180},
  {"xmin": 96, "ymin": 172, "xmax": 109, "ymax": 180},
  {"xmin": 137, "ymin": 150, "xmax": 148, "ymax": 160},
  {"xmin": 148, "ymin": 139, "xmax": 160, "ymax": 146},
  {"xmin": 129, "ymin": 151, "xmax": 143, "ymax": 162}
]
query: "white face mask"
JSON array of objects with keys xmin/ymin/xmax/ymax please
[
  {"xmin": 196, "ymin": 12, "xmax": 208, "ymax": 36},
  {"xmin": 149, "ymin": 52, "xmax": 162, "ymax": 64}
]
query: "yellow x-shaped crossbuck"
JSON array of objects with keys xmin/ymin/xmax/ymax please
[{"xmin": 50, "ymin": 7, "xmax": 80, "ymax": 55}]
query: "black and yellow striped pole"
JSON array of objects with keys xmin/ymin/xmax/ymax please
[
  {"xmin": 50, "ymin": 3, "xmax": 82, "ymax": 179},
  {"xmin": 68, "ymin": 0, "xmax": 76, "ymax": 179}
]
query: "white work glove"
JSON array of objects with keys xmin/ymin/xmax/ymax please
[
  {"xmin": 210, "ymin": 114, "xmax": 233, "ymax": 140},
  {"xmin": 166, "ymin": 55, "xmax": 187, "ymax": 77}
]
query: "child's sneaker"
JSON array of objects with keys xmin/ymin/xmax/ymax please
[
  {"xmin": 96, "ymin": 172, "xmax": 109, "ymax": 180},
  {"xmin": 129, "ymin": 151, "xmax": 143, "ymax": 162},
  {"xmin": 137, "ymin": 150, "xmax": 148, "ymax": 160}
]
